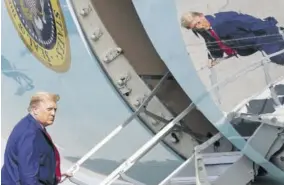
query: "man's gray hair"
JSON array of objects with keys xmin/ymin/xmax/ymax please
[
  {"xmin": 180, "ymin": 11, "xmax": 203, "ymax": 28},
  {"xmin": 28, "ymin": 92, "xmax": 60, "ymax": 112}
]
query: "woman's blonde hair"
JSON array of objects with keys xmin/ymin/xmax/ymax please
[{"xmin": 28, "ymin": 92, "xmax": 60, "ymax": 112}]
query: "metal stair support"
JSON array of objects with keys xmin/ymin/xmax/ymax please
[
  {"xmin": 260, "ymin": 51, "xmax": 282, "ymax": 107},
  {"xmin": 159, "ymin": 133, "xmax": 254, "ymax": 185},
  {"xmin": 195, "ymin": 135, "xmax": 255, "ymax": 185},
  {"xmin": 205, "ymin": 51, "xmax": 237, "ymax": 106},
  {"xmin": 227, "ymin": 109, "xmax": 284, "ymax": 162},
  {"xmin": 158, "ymin": 133, "xmax": 222, "ymax": 185},
  {"xmin": 194, "ymin": 133, "xmax": 223, "ymax": 185},
  {"xmin": 206, "ymin": 49, "xmax": 284, "ymax": 96}
]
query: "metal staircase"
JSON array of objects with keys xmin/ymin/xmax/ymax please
[
  {"xmin": 157, "ymin": 49, "xmax": 284, "ymax": 185},
  {"xmin": 165, "ymin": 150, "xmax": 255, "ymax": 185},
  {"xmin": 158, "ymin": 51, "xmax": 284, "ymax": 184},
  {"xmin": 62, "ymin": 45, "xmax": 284, "ymax": 184},
  {"xmin": 159, "ymin": 105, "xmax": 284, "ymax": 185}
]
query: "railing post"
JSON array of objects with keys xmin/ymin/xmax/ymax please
[{"xmin": 261, "ymin": 51, "xmax": 282, "ymax": 107}]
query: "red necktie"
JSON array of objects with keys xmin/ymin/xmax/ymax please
[
  {"xmin": 44, "ymin": 129, "xmax": 62, "ymax": 183},
  {"xmin": 208, "ymin": 29, "xmax": 236, "ymax": 56}
]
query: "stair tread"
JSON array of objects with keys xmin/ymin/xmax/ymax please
[
  {"xmin": 170, "ymin": 176, "xmax": 218, "ymax": 183},
  {"xmin": 202, "ymin": 152, "xmax": 242, "ymax": 165}
]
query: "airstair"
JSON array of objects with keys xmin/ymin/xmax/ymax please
[
  {"xmin": 61, "ymin": 47, "xmax": 284, "ymax": 185},
  {"xmin": 159, "ymin": 107, "xmax": 284, "ymax": 185}
]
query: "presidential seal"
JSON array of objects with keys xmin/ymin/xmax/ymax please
[{"xmin": 4, "ymin": 0, "xmax": 71, "ymax": 73}]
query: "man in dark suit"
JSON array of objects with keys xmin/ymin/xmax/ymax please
[
  {"xmin": 180, "ymin": 11, "xmax": 284, "ymax": 67},
  {"xmin": 1, "ymin": 92, "xmax": 71, "ymax": 185}
]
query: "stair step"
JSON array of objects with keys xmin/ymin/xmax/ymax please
[
  {"xmin": 202, "ymin": 152, "xmax": 242, "ymax": 165},
  {"xmin": 168, "ymin": 152, "xmax": 245, "ymax": 185},
  {"xmin": 170, "ymin": 176, "xmax": 217, "ymax": 185}
]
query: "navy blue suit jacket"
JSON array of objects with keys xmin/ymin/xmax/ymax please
[
  {"xmin": 194, "ymin": 11, "xmax": 284, "ymax": 65},
  {"xmin": 1, "ymin": 114, "xmax": 57, "ymax": 185}
]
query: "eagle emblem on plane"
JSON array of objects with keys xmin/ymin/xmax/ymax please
[{"xmin": 4, "ymin": 0, "xmax": 71, "ymax": 73}]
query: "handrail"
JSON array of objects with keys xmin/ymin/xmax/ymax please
[
  {"xmin": 180, "ymin": 49, "xmax": 284, "ymax": 115},
  {"xmin": 99, "ymin": 104, "xmax": 197, "ymax": 185},
  {"xmin": 60, "ymin": 71, "xmax": 170, "ymax": 182},
  {"xmin": 227, "ymin": 76, "xmax": 284, "ymax": 116},
  {"xmin": 210, "ymin": 49, "xmax": 284, "ymax": 92}
]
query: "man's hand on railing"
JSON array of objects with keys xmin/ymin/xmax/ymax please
[
  {"xmin": 62, "ymin": 172, "xmax": 73, "ymax": 177},
  {"xmin": 60, "ymin": 172, "xmax": 74, "ymax": 183}
]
